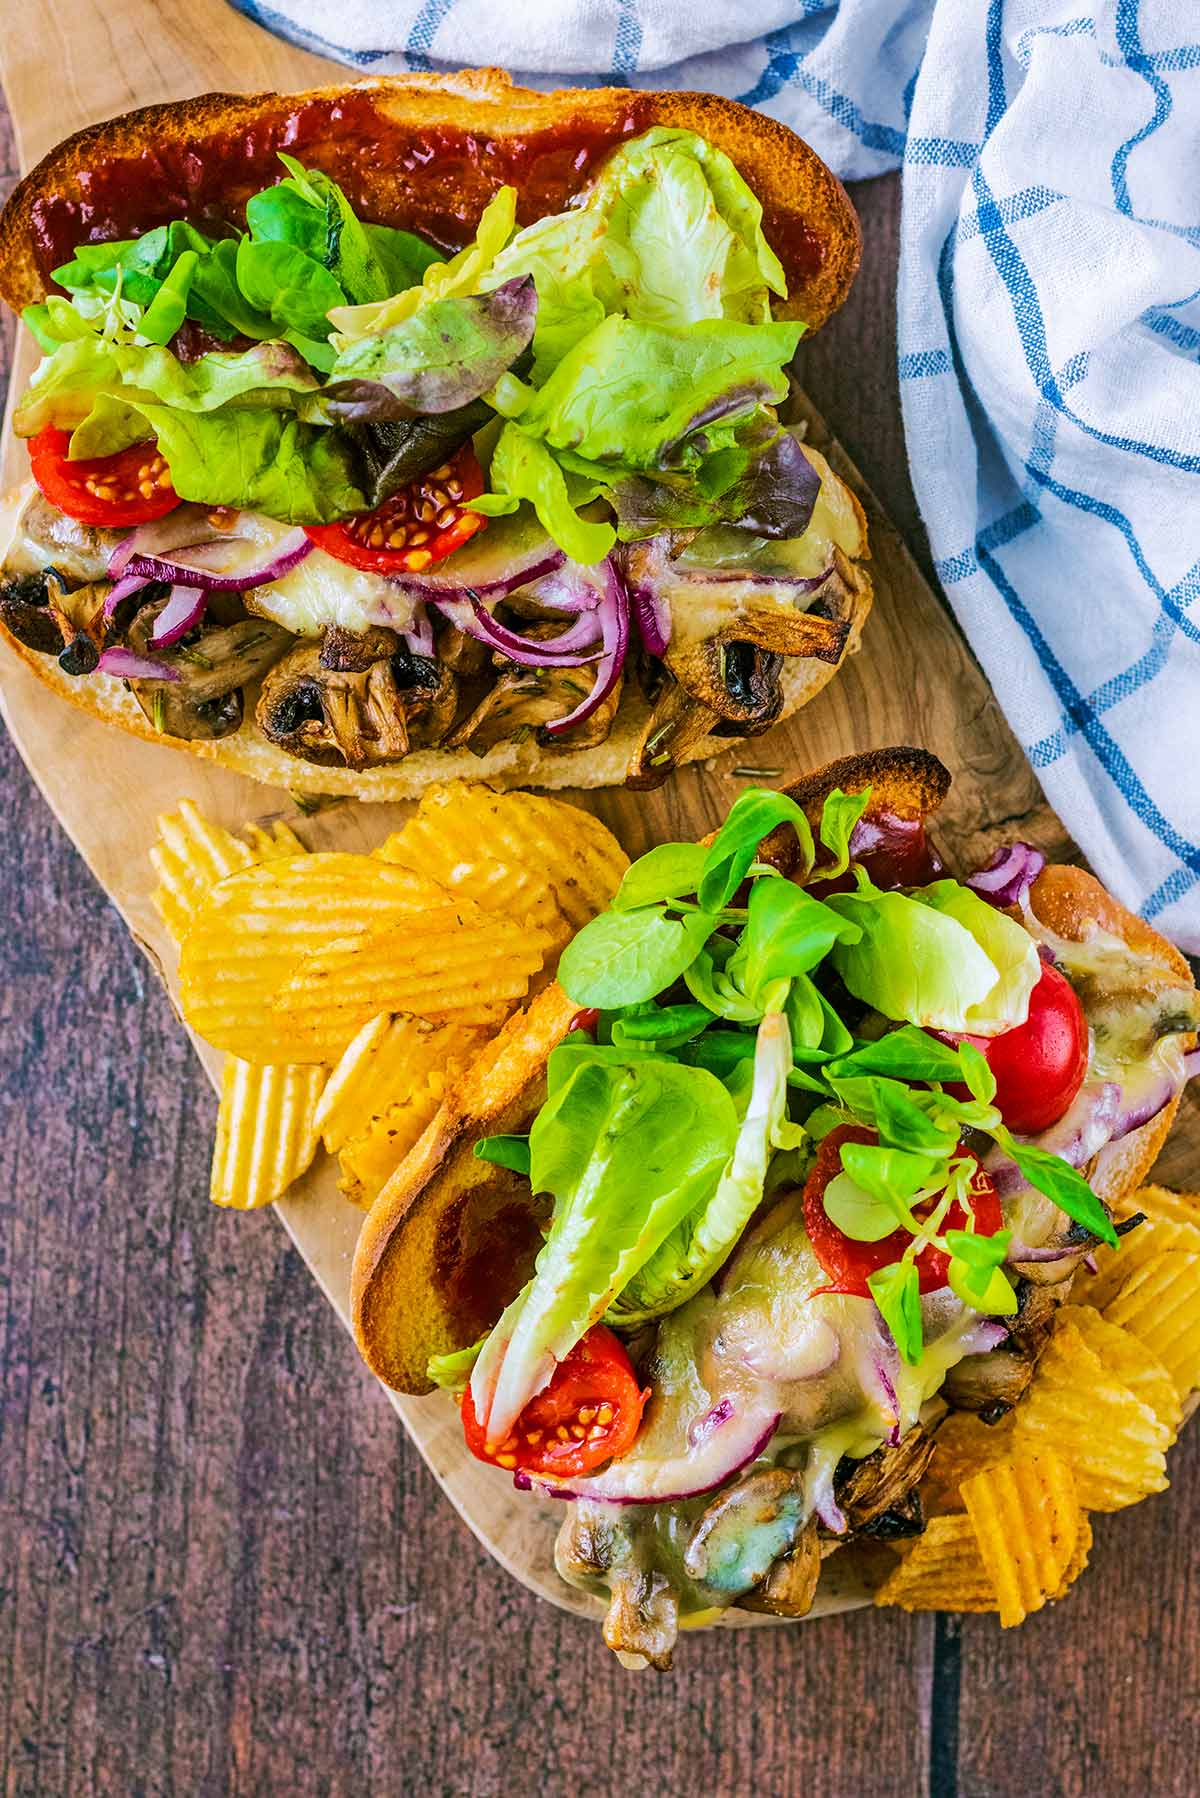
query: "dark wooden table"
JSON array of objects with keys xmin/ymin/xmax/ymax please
[{"xmin": 1, "ymin": 112, "xmax": 1197, "ymax": 1798}]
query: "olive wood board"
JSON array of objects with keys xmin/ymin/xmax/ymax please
[{"xmin": 1, "ymin": 0, "xmax": 1196, "ymax": 1631}]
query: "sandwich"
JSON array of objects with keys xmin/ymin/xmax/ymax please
[
  {"xmin": 348, "ymin": 747, "xmax": 1200, "ymax": 1661},
  {"xmin": 0, "ymin": 69, "xmax": 869, "ymax": 797}
]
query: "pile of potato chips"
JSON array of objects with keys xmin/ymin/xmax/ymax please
[
  {"xmin": 149, "ymin": 785, "xmax": 628, "ymax": 1212},
  {"xmin": 876, "ymin": 1183, "xmax": 1200, "ymax": 1624}
]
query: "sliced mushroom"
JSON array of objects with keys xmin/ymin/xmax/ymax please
[
  {"xmin": 555, "ymin": 1505, "xmax": 679, "ymax": 1672},
  {"xmin": 835, "ymin": 1428, "xmax": 935, "ymax": 1537},
  {"xmin": 942, "ymin": 1280, "xmax": 1066, "ymax": 1418},
  {"xmin": 445, "ymin": 631, "xmax": 622, "ymax": 754},
  {"xmin": 2, "ymin": 487, "xmax": 127, "ymax": 584},
  {"xmin": 127, "ymin": 604, "xmax": 293, "ymax": 741},
  {"xmin": 627, "ymin": 675, "xmax": 720, "ymax": 791},
  {"xmin": 0, "ymin": 571, "xmax": 64, "ymax": 656},
  {"xmin": 741, "ymin": 1517, "xmax": 821, "ymax": 1617},
  {"xmin": 683, "ymin": 1466, "xmax": 810, "ymax": 1596},
  {"xmin": 319, "ymin": 623, "xmax": 403, "ymax": 673},
  {"xmin": 44, "ymin": 571, "xmax": 109, "ymax": 675},
  {"xmin": 256, "ymin": 640, "xmax": 458, "ymax": 767},
  {"xmin": 434, "ymin": 619, "xmax": 490, "ymax": 678},
  {"xmin": 602, "ymin": 1566, "xmax": 680, "ymax": 1673}
]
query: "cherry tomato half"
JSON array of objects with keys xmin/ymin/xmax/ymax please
[
  {"xmin": 306, "ymin": 442, "xmax": 486, "ymax": 576},
  {"xmin": 462, "ymin": 1324, "xmax": 648, "ymax": 1480},
  {"xmin": 803, "ymin": 1124, "xmax": 1003, "ymax": 1297},
  {"xmin": 939, "ymin": 961, "xmax": 1088, "ymax": 1136},
  {"xmin": 29, "ymin": 427, "xmax": 179, "ymax": 527}
]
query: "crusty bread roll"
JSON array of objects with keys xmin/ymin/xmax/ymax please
[{"xmin": 0, "ymin": 70, "xmax": 871, "ymax": 797}]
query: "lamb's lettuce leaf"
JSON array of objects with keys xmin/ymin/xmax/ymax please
[
  {"xmin": 827, "ymin": 881, "xmax": 1040, "ymax": 1035},
  {"xmin": 467, "ymin": 1047, "xmax": 739, "ymax": 1445},
  {"xmin": 469, "ymin": 422, "xmax": 615, "ymax": 565}
]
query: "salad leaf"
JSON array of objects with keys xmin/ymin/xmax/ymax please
[
  {"xmin": 120, "ymin": 402, "xmax": 365, "ymax": 523},
  {"xmin": 306, "ymin": 279, "xmax": 537, "ymax": 424},
  {"xmin": 138, "ymin": 251, "xmax": 199, "ymax": 346},
  {"xmin": 329, "ymin": 185, "xmax": 518, "ymax": 342},
  {"xmin": 827, "ymin": 883, "xmax": 1040, "ymax": 1035},
  {"xmin": 473, "ymin": 1135, "xmax": 532, "ymax": 1175},
  {"xmin": 822, "ymin": 1171, "xmax": 901, "ymax": 1243},
  {"xmin": 427, "ymin": 1338, "xmax": 485, "ymax": 1392},
  {"xmin": 235, "ymin": 236, "xmax": 347, "ymax": 342},
  {"xmin": 470, "ymin": 423, "xmax": 616, "ymax": 565},
  {"xmin": 611, "ymin": 841, "xmax": 708, "ymax": 912},
  {"xmin": 868, "ymin": 1259, "xmax": 924, "ymax": 1366},
  {"xmin": 480, "ymin": 206, "xmax": 609, "ymax": 377},
  {"xmin": 727, "ymin": 876, "xmax": 861, "ymax": 1008},
  {"xmin": 15, "ymin": 336, "xmax": 320, "ymax": 438},
  {"xmin": 610, "ymin": 1009, "xmax": 800, "ymax": 1324},
  {"xmin": 828, "ymin": 1027, "xmax": 967, "ymax": 1085},
  {"xmin": 607, "ymin": 415, "xmax": 823, "ymax": 543},
  {"xmin": 610, "ymin": 1003, "xmax": 713, "ymax": 1051},
  {"xmin": 815, "ymin": 786, "xmax": 872, "ymax": 882},
  {"xmin": 504, "ymin": 313, "xmax": 801, "ymax": 472},
  {"xmin": 558, "ymin": 906, "xmax": 717, "ymax": 1009},
  {"xmin": 468, "ymin": 1048, "xmax": 738, "ymax": 1443},
  {"xmin": 683, "ymin": 939, "xmax": 764, "ymax": 1024},
  {"xmin": 698, "ymin": 787, "xmax": 816, "ymax": 913},
  {"xmin": 999, "ymin": 1138, "xmax": 1118, "ymax": 1246}
]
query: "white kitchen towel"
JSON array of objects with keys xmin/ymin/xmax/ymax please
[{"xmin": 232, "ymin": 0, "xmax": 1200, "ymax": 950}]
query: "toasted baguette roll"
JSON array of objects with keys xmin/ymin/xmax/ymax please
[
  {"xmin": 351, "ymin": 748, "xmax": 1196, "ymax": 1395},
  {"xmin": 352, "ymin": 746, "xmax": 949, "ymax": 1391},
  {"xmin": 0, "ymin": 72, "xmax": 871, "ymax": 797}
]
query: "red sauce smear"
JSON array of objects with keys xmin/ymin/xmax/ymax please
[
  {"xmin": 820, "ymin": 811, "xmax": 944, "ymax": 895},
  {"xmin": 31, "ymin": 90, "xmax": 825, "ymax": 286}
]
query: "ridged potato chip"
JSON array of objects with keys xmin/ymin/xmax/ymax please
[
  {"xmin": 922, "ymin": 1410, "xmax": 1017, "ymax": 1517},
  {"xmin": 1011, "ymin": 1320, "xmax": 1170, "ymax": 1510},
  {"xmin": 378, "ymin": 828, "xmax": 565, "ymax": 943},
  {"xmin": 210, "ymin": 1057, "xmax": 325, "ymax": 1210},
  {"xmin": 1075, "ymin": 1208, "xmax": 1200, "ymax": 1311},
  {"xmin": 960, "ymin": 1451, "xmax": 1079, "ymax": 1627},
  {"xmin": 1056, "ymin": 1303, "xmax": 1182, "ymax": 1436},
  {"xmin": 271, "ymin": 912, "xmax": 549, "ymax": 1060},
  {"xmin": 1102, "ymin": 1249, "xmax": 1200, "ymax": 1400},
  {"xmin": 178, "ymin": 855, "xmax": 448, "ymax": 1061},
  {"xmin": 1115, "ymin": 1185, "xmax": 1200, "ymax": 1227},
  {"xmin": 377, "ymin": 782, "xmax": 628, "ymax": 933},
  {"xmin": 873, "ymin": 1515, "xmax": 997, "ymax": 1614},
  {"xmin": 152, "ymin": 800, "xmax": 308, "ymax": 944},
  {"xmin": 315, "ymin": 1012, "xmax": 490, "ymax": 1208},
  {"xmin": 1050, "ymin": 1510, "xmax": 1093, "ymax": 1601}
]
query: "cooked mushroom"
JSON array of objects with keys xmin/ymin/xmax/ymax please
[
  {"xmin": 2, "ymin": 487, "xmax": 127, "ymax": 584},
  {"xmin": 433, "ymin": 618, "xmax": 490, "ymax": 678},
  {"xmin": 0, "ymin": 571, "xmax": 64, "ymax": 656},
  {"xmin": 602, "ymin": 1566, "xmax": 680, "ymax": 1672},
  {"xmin": 126, "ymin": 604, "xmax": 293, "ymax": 741},
  {"xmin": 44, "ymin": 571, "xmax": 110, "ymax": 675},
  {"xmin": 445, "ymin": 629, "xmax": 622, "ymax": 754},
  {"xmin": 555, "ymin": 1505, "xmax": 680, "ymax": 1671},
  {"xmin": 257, "ymin": 639, "xmax": 458, "ymax": 767},
  {"xmin": 835, "ymin": 1428, "xmax": 935, "ymax": 1538},
  {"xmin": 627, "ymin": 675, "xmax": 721, "ymax": 791},
  {"xmin": 741, "ymin": 1517, "xmax": 821, "ymax": 1617},
  {"xmin": 683, "ymin": 1466, "xmax": 810, "ymax": 1595},
  {"xmin": 319, "ymin": 623, "xmax": 404, "ymax": 673},
  {"xmin": 942, "ymin": 1279, "xmax": 1067, "ymax": 1417}
]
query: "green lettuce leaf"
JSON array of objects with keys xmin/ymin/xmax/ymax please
[
  {"xmin": 827, "ymin": 882, "xmax": 1040, "ymax": 1035},
  {"xmin": 468, "ymin": 1047, "xmax": 739, "ymax": 1444},
  {"xmin": 120, "ymin": 402, "xmax": 364, "ymax": 523},
  {"xmin": 304, "ymin": 279, "xmax": 537, "ymax": 423},
  {"xmin": 609, "ymin": 1008, "xmax": 801, "ymax": 1324},
  {"xmin": 502, "ymin": 313, "xmax": 801, "ymax": 471},
  {"xmin": 470, "ymin": 422, "xmax": 616, "ymax": 565},
  {"xmin": 15, "ymin": 337, "xmax": 320, "ymax": 438},
  {"xmin": 329, "ymin": 185, "xmax": 518, "ymax": 343}
]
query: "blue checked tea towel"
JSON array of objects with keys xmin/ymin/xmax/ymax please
[{"xmin": 232, "ymin": 0, "xmax": 1200, "ymax": 950}]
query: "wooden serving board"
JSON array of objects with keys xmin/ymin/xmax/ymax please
[{"xmin": 2, "ymin": 0, "xmax": 1196, "ymax": 1632}]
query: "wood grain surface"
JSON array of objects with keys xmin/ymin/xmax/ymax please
[{"xmin": 1, "ymin": 46, "xmax": 1198, "ymax": 1798}]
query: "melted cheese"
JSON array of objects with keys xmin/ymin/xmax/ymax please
[{"xmin": 247, "ymin": 547, "xmax": 419, "ymax": 637}]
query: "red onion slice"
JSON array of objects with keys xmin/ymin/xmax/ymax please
[
  {"xmin": 97, "ymin": 647, "xmax": 180, "ymax": 681},
  {"xmin": 430, "ymin": 595, "xmax": 603, "ymax": 668},
  {"xmin": 967, "ymin": 842, "xmax": 1047, "ymax": 908},
  {"xmin": 403, "ymin": 604, "xmax": 434, "ymax": 657},
  {"xmin": 126, "ymin": 524, "xmax": 313, "ymax": 592},
  {"xmin": 103, "ymin": 572, "xmax": 151, "ymax": 619},
  {"xmin": 628, "ymin": 577, "xmax": 671, "ymax": 656},
  {"xmin": 150, "ymin": 585, "xmax": 206, "ymax": 648},
  {"xmin": 391, "ymin": 509, "xmax": 565, "ymax": 600},
  {"xmin": 533, "ymin": 1407, "xmax": 781, "ymax": 1506},
  {"xmin": 543, "ymin": 559, "xmax": 630, "ymax": 735}
]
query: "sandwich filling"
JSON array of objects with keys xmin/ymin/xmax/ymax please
[
  {"xmin": 0, "ymin": 129, "xmax": 868, "ymax": 784},
  {"xmin": 426, "ymin": 786, "xmax": 1199, "ymax": 1665}
]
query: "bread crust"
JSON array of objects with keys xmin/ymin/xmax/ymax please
[
  {"xmin": 0, "ymin": 68, "xmax": 861, "ymax": 326},
  {"xmin": 0, "ymin": 71, "xmax": 867, "ymax": 796},
  {"xmin": 351, "ymin": 770, "xmax": 1197, "ymax": 1396}
]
